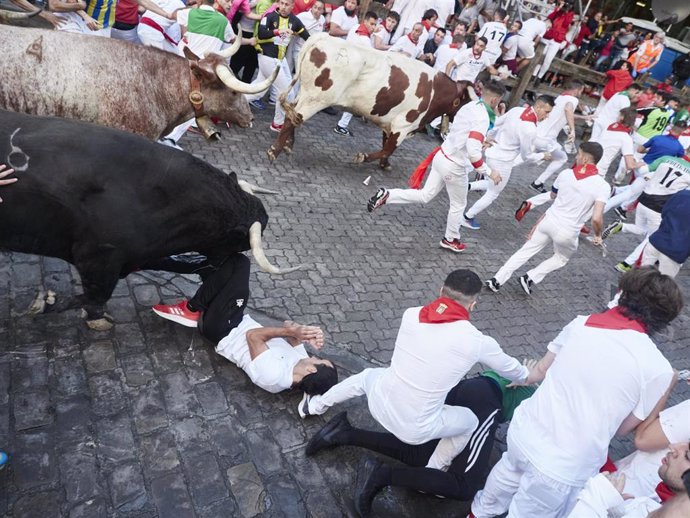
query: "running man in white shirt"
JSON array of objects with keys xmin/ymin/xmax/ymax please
[
  {"xmin": 333, "ymin": 10, "xmax": 378, "ymax": 136},
  {"xmin": 366, "ymin": 81, "xmax": 506, "ymax": 253},
  {"xmin": 298, "ymin": 269, "xmax": 533, "ymax": 473},
  {"xmin": 591, "ymin": 84, "xmax": 643, "ymax": 142},
  {"xmin": 371, "ymin": 11, "xmax": 400, "ymax": 51},
  {"xmin": 150, "ymin": 254, "xmax": 338, "ymax": 395},
  {"xmin": 462, "ymin": 95, "xmax": 555, "ymax": 230},
  {"xmin": 522, "ymin": 80, "xmax": 584, "ymax": 193},
  {"xmin": 486, "ymin": 142, "xmax": 608, "ymax": 295},
  {"xmin": 472, "ymin": 267, "xmax": 683, "ymax": 518},
  {"xmin": 476, "ymin": 8, "xmax": 508, "ymax": 65},
  {"xmin": 446, "ymin": 36, "xmax": 498, "ymax": 84}
]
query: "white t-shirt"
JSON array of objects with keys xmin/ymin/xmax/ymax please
[
  {"xmin": 367, "ymin": 307, "xmax": 528, "ymax": 443},
  {"xmin": 537, "ymin": 94, "xmax": 578, "ymax": 141},
  {"xmin": 453, "ymin": 47, "xmax": 492, "ymax": 83},
  {"xmin": 330, "ymin": 6, "xmax": 357, "ymax": 38},
  {"xmin": 518, "ymin": 17, "xmax": 547, "ymax": 41},
  {"xmin": 502, "ymin": 33, "xmax": 519, "ymax": 60},
  {"xmin": 296, "ymin": 10, "xmax": 325, "ymax": 35},
  {"xmin": 615, "ymin": 399, "xmax": 690, "ymax": 497},
  {"xmin": 596, "ymin": 92, "xmax": 632, "ymax": 133},
  {"xmin": 596, "ymin": 125, "xmax": 635, "ymax": 176},
  {"xmin": 434, "ymin": 43, "xmax": 465, "ymax": 75},
  {"xmin": 215, "ymin": 315, "xmax": 308, "ymax": 394},
  {"xmin": 389, "ymin": 35, "xmax": 422, "ymax": 58},
  {"xmin": 372, "ymin": 23, "xmax": 393, "ymax": 49},
  {"xmin": 177, "ymin": 6, "xmax": 235, "ymax": 57},
  {"xmin": 346, "ymin": 25, "xmax": 373, "ymax": 47},
  {"xmin": 477, "ymin": 21, "xmax": 507, "ymax": 61},
  {"xmin": 547, "ymin": 168, "xmax": 610, "ymax": 233},
  {"xmin": 432, "ymin": 0, "xmax": 455, "ymax": 28},
  {"xmin": 643, "ymin": 159, "xmax": 690, "ymax": 198},
  {"xmin": 486, "ymin": 106, "xmax": 544, "ymax": 164},
  {"xmin": 509, "ymin": 313, "xmax": 673, "ymax": 486}
]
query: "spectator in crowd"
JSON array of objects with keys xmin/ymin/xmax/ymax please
[
  {"xmin": 177, "ymin": 0, "xmax": 236, "ymax": 57},
  {"xmin": 457, "ymin": 0, "xmax": 481, "ymax": 34},
  {"xmin": 672, "ymin": 50, "xmax": 690, "ymax": 88},
  {"xmin": 421, "ymin": 27, "xmax": 446, "ymax": 65},
  {"xmin": 593, "ymin": 29, "xmax": 619, "ymax": 70},
  {"xmin": 515, "ymin": 14, "xmax": 549, "ymax": 72},
  {"xmin": 371, "ymin": 10, "xmax": 400, "ymax": 51},
  {"xmin": 434, "ymin": 27, "xmax": 467, "ymax": 77},
  {"xmin": 329, "ymin": 0, "xmax": 358, "ymax": 39},
  {"xmin": 637, "ymin": 84, "xmax": 658, "ymax": 109},
  {"xmin": 609, "ymin": 21, "xmax": 636, "ymax": 66},
  {"xmin": 594, "ymin": 61, "xmax": 633, "ymax": 115},
  {"xmin": 628, "ymin": 31, "xmax": 665, "ymax": 78},
  {"xmin": 446, "ymin": 36, "xmax": 498, "ymax": 84},
  {"xmin": 49, "ymin": 0, "xmax": 100, "ymax": 34},
  {"xmin": 289, "ymin": 0, "xmax": 325, "ymax": 69},
  {"xmin": 476, "ymin": 7, "xmax": 507, "ymax": 65},
  {"xmin": 532, "ymin": 0, "xmax": 574, "ymax": 85},
  {"xmin": 388, "ymin": 21, "xmax": 424, "ymax": 59},
  {"xmin": 498, "ymin": 19, "xmax": 521, "ymax": 74},
  {"xmin": 474, "ymin": 267, "xmax": 682, "ymax": 517},
  {"xmin": 137, "ymin": 0, "xmax": 185, "ymax": 53},
  {"xmin": 434, "ymin": 0, "xmax": 455, "ymax": 31},
  {"xmin": 419, "ymin": 8, "xmax": 439, "ymax": 42},
  {"xmin": 656, "ymin": 77, "xmax": 674, "ymax": 94},
  {"xmin": 385, "ymin": 0, "xmax": 433, "ymax": 42},
  {"xmin": 111, "ymin": 0, "xmax": 177, "ymax": 44}
]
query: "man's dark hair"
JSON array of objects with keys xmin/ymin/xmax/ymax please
[
  {"xmin": 422, "ymin": 9, "xmax": 438, "ymax": 21},
  {"xmin": 617, "ymin": 267, "xmax": 684, "ymax": 334},
  {"xmin": 579, "ymin": 141, "xmax": 603, "ymax": 163},
  {"xmin": 297, "ymin": 362, "xmax": 338, "ymax": 395},
  {"xmin": 513, "ymin": 19, "xmax": 523, "ymax": 30},
  {"xmin": 535, "ymin": 94, "xmax": 555, "ymax": 106},
  {"xmin": 442, "ymin": 270, "xmax": 483, "ymax": 300},
  {"xmin": 495, "ymin": 8, "xmax": 507, "ymax": 19},
  {"xmin": 364, "ymin": 10, "xmax": 377, "ymax": 20},
  {"xmin": 455, "ymin": 20, "xmax": 468, "ymax": 30},
  {"xmin": 628, "ymin": 83, "xmax": 643, "ymax": 92},
  {"xmin": 387, "ymin": 11, "xmax": 401, "ymax": 23},
  {"xmin": 483, "ymin": 79, "xmax": 506, "ymax": 97},
  {"xmin": 672, "ymin": 120, "xmax": 688, "ymax": 132},
  {"xmin": 620, "ymin": 106, "xmax": 637, "ymax": 128},
  {"xmin": 565, "ymin": 79, "xmax": 584, "ymax": 90},
  {"xmin": 477, "ymin": 35, "xmax": 488, "ymax": 46},
  {"xmin": 436, "ymin": 27, "xmax": 447, "ymax": 35},
  {"xmin": 659, "ymin": 91, "xmax": 672, "ymax": 103},
  {"xmin": 669, "ymin": 96, "xmax": 680, "ymax": 105}
]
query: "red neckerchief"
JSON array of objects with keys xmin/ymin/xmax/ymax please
[
  {"xmin": 449, "ymin": 43, "xmax": 460, "ymax": 49},
  {"xmin": 422, "ymin": 20, "xmax": 432, "ymax": 31},
  {"xmin": 520, "ymin": 106, "xmax": 538, "ymax": 124},
  {"xmin": 585, "ymin": 306, "xmax": 646, "ymax": 333},
  {"xmin": 355, "ymin": 23, "xmax": 371, "ymax": 37},
  {"xmin": 407, "ymin": 33, "xmax": 418, "ymax": 44},
  {"xmin": 607, "ymin": 122, "xmax": 632, "ymax": 134},
  {"xmin": 419, "ymin": 297, "xmax": 470, "ymax": 324},
  {"xmin": 571, "ymin": 163, "xmax": 599, "ymax": 181},
  {"xmin": 655, "ymin": 482, "xmax": 675, "ymax": 503}
]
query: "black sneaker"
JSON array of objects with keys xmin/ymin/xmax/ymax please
[
  {"xmin": 305, "ymin": 411, "xmax": 351, "ymax": 456},
  {"xmin": 333, "ymin": 125, "xmax": 352, "ymax": 136},
  {"xmin": 354, "ymin": 456, "xmax": 385, "ymax": 518},
  {"xmin": 367, "ymin": 188, "xmax": 389, "ymax": 213},
  {"xmin": 297, "ymin": 392, "xmax": 312, "ymax": 419},
  {"xmin": 519, "ymin": 274, "xmax": 533, "ymax": 295},
  {"xmin": 614, "ymin": 207, "xmax": 627, "ymax": 221},
  {"xmin": 602, "ymin": 220, "xmax": 623, "ymax": 240},
  {"xmin": 529, "ymin": 182, "xmax": 547, "ymax": 194},
  {"xmin": 485, "ymin": 278, "xmax": 501, "ymax": 292}
]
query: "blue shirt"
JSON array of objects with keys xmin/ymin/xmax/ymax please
[
  {"xmin": 649, "ymin": 190, "xmax": 690, "ymax": 264},
  {"xmin": 642, "ymin": 135, "xmax": 685, "ymax": 164}
]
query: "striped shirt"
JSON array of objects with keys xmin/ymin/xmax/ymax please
[{"xmin": 86, "ymin": 0, "xmax": 117, "ymax": 29}]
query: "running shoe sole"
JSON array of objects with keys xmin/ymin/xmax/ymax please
[
  {"xmin": 151, "ymin": 307, "xmax": 198, "ymax": 328},
  {"xmin": 439, "ymin": 240, "xmax": 465, "ymax": 253}
]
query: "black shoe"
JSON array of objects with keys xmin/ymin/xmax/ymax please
[
  {"xmin": 305, "ymin": 411, "xmax": 351, "ymax": 456},
  {"xmin": 614, "ymin": 207, "xmax": 627, "ymax": 221},
  {"xmin": 367, "ymin": 188, "xmax": 389, "ymax": 213},
  {"xmin": 485, "ymin": 278, "xmax": 500, "ymax": 292},
  {"xmin": 529, "ymin": 182, "xmax": 546, "ymax": 194},
  {"xmin": 519, "ymin": 274, "xmax": 533, "ymax": 295},
  {"xmin": 354, "ymin": 456, "xmax": 385, "ymax": 518}
]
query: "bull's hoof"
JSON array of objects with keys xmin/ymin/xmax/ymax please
[
  {"xmin": 354, "ymin": 153, "xmax": 367, "ymax": 164},
  {"xmin": 379, "ymin": 162, "xmax": 392, "ymax": 172},
  {"xmin": 267, "ymin": 147, "xmax": 277, "ymax": 161},
  {"xmin": 28, "ymin": 289, "xmax": 57, "ymax": 315},
  {"xmin": 86, "ymin": 316, "xmax": 114, "ymax": 331},
  {"xmin": 284, "ymin": 143, "xmax": 293, "ymax": 155}
]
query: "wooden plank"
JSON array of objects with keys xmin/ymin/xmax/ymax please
[{"xmin": 548, "ymin": 58, "xmax": 606, "ymax": 85}]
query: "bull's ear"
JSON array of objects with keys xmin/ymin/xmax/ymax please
[
  {"xmin": 190, "ymin": 60, "xmax": 217, "ymax": 83},
  {"xmin": 183, "ymin": 46, "xmax": 201, "ymax": 62}
]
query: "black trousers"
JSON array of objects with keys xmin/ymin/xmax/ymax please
[
  {"xmin": 230, "ymin": 31, "xmax": 259, "ymax": 84},
  {"xmin": 338, "ymin": 376, "xmax": 504, "ymax": 500},
  {"xmin": 144, "ymin": 253, "xmax": 250, "ymax": 344}
]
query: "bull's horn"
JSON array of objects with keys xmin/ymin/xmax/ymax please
[
  {"xmin": 0, "ymin": 7, "xmax": 41, "ymax": 20},
  {"xmin": 238, "ymin": 180, "xmax": 278, "ymax": 195},
  {"xmin": 206, "ymin": 34, "xmax": 242, "ymax": 59},
  {"xmin": 249, "ymin": 222, "xmax": 302, "ymax": 274},
  {"xmin": 467, "ymin": 86, "xmax": 478, "ymax": 101},
  {"xmin": 215, "ymin": 64, "xmax": 279, "ymax": 94}
]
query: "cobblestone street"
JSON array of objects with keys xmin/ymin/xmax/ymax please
[{"xmin": 1, "ymin": 107, "xmax": 689, "ymax": 518}]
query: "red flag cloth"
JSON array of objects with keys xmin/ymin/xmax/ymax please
[{"xmin": 408, "ymin": 147, "xmax": 441, "ymax": 189}]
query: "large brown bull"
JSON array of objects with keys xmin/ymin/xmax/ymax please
[
  {"xmin": 0, "ymin": 25, "xmax": 278, "ymax": 140},
  {"xmin": 268, "ymin": 33, "xmax": 475, "ymax": 169}
]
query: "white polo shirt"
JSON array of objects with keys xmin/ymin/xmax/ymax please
[
  {"xmin": 452, "ymin": 47, "xmax": 492, "ymax": 83},
  {"xmin": 215, "ymin": 315, "xmax": 308, "ymax": 394},
  {"xmin": 537, "ymin": 94, "xmax": 578, "ymax": 141},
  {"xmin": 595, "ymin": 123, "xmax": 635, "ymax": 176},
  {"xmin": 330, "ymin": 6, "xmax": 357, "ymax": 38},
  {"xmin": 509, "ymin": 310, "xmax": 673, "ymax": 486},
  {"xmin": 547, "ymin": 166, "xmax": 610, "ymax": 233}
]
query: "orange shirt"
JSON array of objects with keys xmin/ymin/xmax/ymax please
[{"xmin": 628, "ymin": 40, "xmax": 664, "ymax": 72}]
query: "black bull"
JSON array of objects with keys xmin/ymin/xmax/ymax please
[{"xmin": 0, "ymin": 109, "xmax": 272, "ymax": 327}]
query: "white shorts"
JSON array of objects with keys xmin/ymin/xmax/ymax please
[{"xmin": 517, "ymin": 35, "xmax": 536, "ymax": 59}]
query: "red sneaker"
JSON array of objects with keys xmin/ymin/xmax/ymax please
[
  {"xmin": 270, "ymin": 122, "xmax": 283, "ymax": 133},
  {"xmin": 514, "ymin": 200, "xmax": 532, "ymax": 222},
  {"xmin": 152, "ymin": 300, "xmax": 200, "ymax": 328},
  {"xmin": 439, "ymin": 238, "xmax": 466, "ymax": 253}
]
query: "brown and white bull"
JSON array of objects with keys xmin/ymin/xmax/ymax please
[
  {"xmin": 269, "ymin": 33, "xmax": 475, "ymax": 169},
  {"xmin": 0, "ymin": 25, "xmax": 278, "ymax": 140}
]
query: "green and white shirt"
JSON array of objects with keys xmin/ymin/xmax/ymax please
[{"xmin": 177, "ymin": 5, "xmax": 235, "ymax": 57}]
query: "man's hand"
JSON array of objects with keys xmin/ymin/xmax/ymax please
[
  {"xmin": 489, "ymin": 170, "xmax": 502, "ymax": 185},
  {"xmin": 591, "ymin": 235, "xmax": 603, "ymax": 246},
  {"xmin": 566, "ymin": 132, "xmax": 575, "ymax": 143},
  {"xmin": 40, "ymin": 10, "xmax": 66, "ymax": 27},
  {"xmin": 602, "ymin": 472, "xmax": 634, "ymax": 500},
  {"xmin": 0, "ymin": 165, "xmax": 17, "ymax": 203},
  {"xmin": 483, "ymin": 138, "xmax": 496, "ymax": 150},
  {"xmin": 283, "ymin": 321, "xmax": 324, "ymax": 349},
  {"xmin": 543, "ymin": 151, "xmax": 552, "ymax": 161},
  {"xmin": 83, "ymin": 14, "xmax": 102, "ymax": 31}
]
